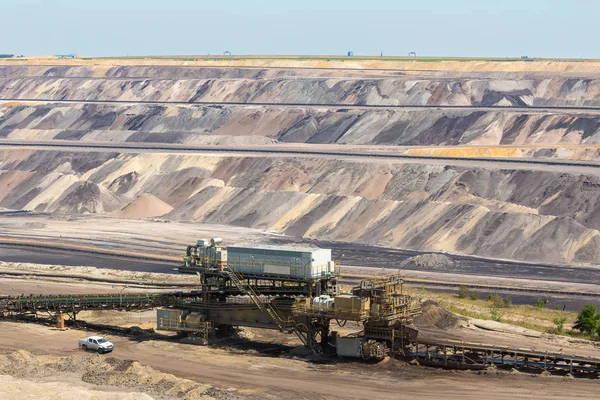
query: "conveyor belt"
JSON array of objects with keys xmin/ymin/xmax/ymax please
[
  {"xmin": 0, "ymin": 292, "xmax": 190, "ymax": 313},
  {"xmin": 410, "ymin": 338, "xmax": 600, "ymax": 374}
]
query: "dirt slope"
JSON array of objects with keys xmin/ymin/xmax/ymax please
[
  {"xmin": 1, "ymin": 149, "xmax": 599, "ymax": 264},
  {"xmin": 3, "ymin": 103, "xmax": 600, "ymax": 147}
]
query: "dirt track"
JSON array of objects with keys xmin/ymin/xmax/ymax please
[{"xmin": 0, "ymin": 321, "xmax": 598, "ymax": 400}]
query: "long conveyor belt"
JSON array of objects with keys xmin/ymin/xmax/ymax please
[
  {"xmin": 0, "ymin": 292, "xmax": 193, "ymax": 313},
  {"xmin": 409, "ymin": 338, "xmax": 600, "ymax": 374}
]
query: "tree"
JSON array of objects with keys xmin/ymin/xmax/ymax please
[
  {"xmin": 458, "ymin": 285, "xmax": 470, "ymax": 299},
  {"xmin": 574, "ymin": 304, "xmax": 600, "ymax": 335}
]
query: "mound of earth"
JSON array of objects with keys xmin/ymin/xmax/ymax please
[
  {"xmin": 113, "ymin": 193, "xmax": 174, "ymax": 218},
  {"xmin": 413, "ymin": 300, "xmax": 466, "ymax": 330},
  {"xmin": 400, "ymin": 254, "xmax": 456, "ymax": 270},
  {"xmin": 0, "ymin": 350, "xmax": 235, "ymax": 400},
  {"xmin": 0, "ymin": 375, "xmax": 153, "ymax": 400}
]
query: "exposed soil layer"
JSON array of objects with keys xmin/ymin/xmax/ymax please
[
  {"xmin": 1, "ymin": 150, "xmax": 600, "ymax": 264},
  {"xmin": 4, "ymin": 102, "xmax": 600, "ymax": 147},
  {"xmin": 2, "ymin": 63, "xmax": 600, "ymax": 266},
  {"xmin": 3, "ymin": 65, "xmax": 600, "ymax": 108},
  {"xmin": 3, "ymin": 64, "xmax": 600, "ymax": 149},
  {"xmin": 113, "ymin": 193, "xmax": 174, "ymax": 218}
]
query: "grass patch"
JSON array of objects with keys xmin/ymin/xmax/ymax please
[{"xmin": 406, "ymin": 287, "xmax": 586, "ymax": 337}]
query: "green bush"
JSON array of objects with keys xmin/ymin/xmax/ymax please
[
  {"xmin": 469, "ymin": 291, "xmax": 480, "ymax": 301},
  {"xmin": 490, "ymin": 307, "xmax": 503, "ymax": 322},
  {"xmin": 487, "ymin": 293, "xmax": 511, "ymax": 308},
  {"xmin": 574, "ymin": 304, "xmax": 600, "ymax": 335},
  {"xmin": 553, "ymin": 317, "xmax": 567, "ymax": 333},
  {"xmin": 458, "ymin": 285, "xmax": 470, "ymax": 299},
  {"xmin": 536, "ymin": 299, "xmax": 545, "ymax": 309}
]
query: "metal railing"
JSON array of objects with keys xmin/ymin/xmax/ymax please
[
  {"xmin": 291, "ymin": 304, "xmax": 369, "ymax": 321},
  {"xmin": 223, "ymin": 264, "xmax": 312, "ymax": 348}
]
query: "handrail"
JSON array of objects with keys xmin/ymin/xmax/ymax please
[{"xmin": 224, "ymin": 264, "xmax": 311, "ymax": 347}]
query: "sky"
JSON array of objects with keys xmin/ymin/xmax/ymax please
[{"xmin": 0, "ymin": 0, "xmax": 596, "ymax": 58}]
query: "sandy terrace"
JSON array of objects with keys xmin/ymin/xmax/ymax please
[{"xmin": 5, "ymin": 56, "xmax": 600, "ymax": 74}]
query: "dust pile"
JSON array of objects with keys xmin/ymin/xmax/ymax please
[
  {"xmin": 0, "ymin": 350, "xmax": 241, "ymax": 400},
  {"xmin": 413, "ymin": 300, "xmax": 466, "ymax": 330},
  {"xmin": 0, "ymin": 375, "xmax": 153, "ymax": 400},
  {"xmin": 114, "ymin": 193, "xmax": 174, "ymax": 218},
  {"xmin": 399, "ymin": 254, "xmax": 456, "ymax": 270}
]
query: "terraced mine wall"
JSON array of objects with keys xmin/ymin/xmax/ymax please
[
  {"xmin": 1, "ymin": 64, "xmax": 600, "ymax": 266},
  {"xmin": 1, "ymin": 149, "xmax": 599, "ymax": 264},
  {"xmin": 2, "ymin": 103, "xmax": 600, "ymax": 147},
  {"xmin": 2, "ymin": 65, "xmax": 600, "ymax": 108},
  {"xmin": 2, "ymin": 65, "xmax": 600, "ymax": 147}
]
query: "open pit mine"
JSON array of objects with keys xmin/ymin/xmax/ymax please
[{"xmin": 1, "ymin": 57, "xmax": 600, "ymax": 399}]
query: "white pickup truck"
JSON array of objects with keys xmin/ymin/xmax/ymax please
[{"xmin": 79, "ymin": 336, "xmax": 114, "ymax": 354}]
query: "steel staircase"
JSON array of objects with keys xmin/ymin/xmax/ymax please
[{"xmin": 224, "ymin": 265, "xmax": 314, "ymax": 349}]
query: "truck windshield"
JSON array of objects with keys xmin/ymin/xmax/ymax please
[{"xmin": 97, "ymin": 338, "xmax": 107, "ymax": 343}]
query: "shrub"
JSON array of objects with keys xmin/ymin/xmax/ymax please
[
  {"xmin": 458, "ymin": 285, "xmax": 470, "ymax": 299},
  {"xmin": 487, "ymin": 293, "xmax": 508, "ymax": 308},
  {"xmin": 486, "ymin": 293, "xmax": 511, "ymax": 308},
  {"xmin": 553, "ymin": 317, "xmax": 567, "ymax": 333},
  {"xmin": 536, "ymin": 299, "xmax": 545, "ymax": 309},
  {"xmin": 469, "ymin": 291, "xmax": 480, "ymax": 301},
  {"xmin": 490, "ymin": 307, "xmax": 502, "ymax": 322},
  {"xmin": 574, "ymin": 304, "xmax": 600, "ymax": 335}
]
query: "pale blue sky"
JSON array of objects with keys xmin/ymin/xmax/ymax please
[{"xmin": 1, "ymin": 0, "xmax": 595, "ymax": 58}]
